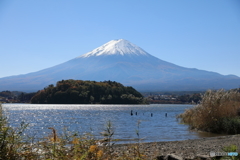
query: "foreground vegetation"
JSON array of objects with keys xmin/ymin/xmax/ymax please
[
  {"xmin": 31, "ymin": 79, "xmax": 146, "ymax": 104},
  {"xmin": 178, "ymin": 89, "xmax": 240, "ymax": 134}
]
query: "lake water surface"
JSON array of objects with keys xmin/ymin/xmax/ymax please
[{"xmin": 2, "ymin": 104, "xmax": 224, "ymax": 144}]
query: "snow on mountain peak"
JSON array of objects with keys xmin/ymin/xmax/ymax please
[{"xmin": 78, "ymin": 39, "xmax": 149, "ymax": 58}]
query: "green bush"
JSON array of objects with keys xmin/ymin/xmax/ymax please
[
  {"xmin": 217, "ymin": 117, "xmax": 240, "ymax": 134},
  {"xmin": 0, "ymin": 103, "xmax": 32, "ymax": 159}
]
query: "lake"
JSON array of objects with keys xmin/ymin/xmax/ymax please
[{"xmin": 2, "ymin": 104, "xmax": 224, "ymax": 144}]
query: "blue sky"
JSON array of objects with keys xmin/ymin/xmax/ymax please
[{"xmin": 0, "ymin": 0, "xmax": 240, "ymax": 78}]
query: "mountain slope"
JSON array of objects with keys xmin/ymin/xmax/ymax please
[{"xmin": 0, "ymin": 39, "xmax": 240, "ymax": 92}]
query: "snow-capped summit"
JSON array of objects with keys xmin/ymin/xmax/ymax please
[
  {"xmin": 0, "ymin": 38, "xmax": 240, "ymax": 92},
  {"xmin": 78, "ymin": 39, "xmax": 149, "ymax": 58}
]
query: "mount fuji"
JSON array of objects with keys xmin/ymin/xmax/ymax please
[{"xmin": 1, "ymin": 39, "xmax": 240, "ymax": 92}]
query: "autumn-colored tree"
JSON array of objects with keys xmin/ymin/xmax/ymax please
[{"xmin": 31, "ymin": 79, "xmax": 145, "ymax": 104}]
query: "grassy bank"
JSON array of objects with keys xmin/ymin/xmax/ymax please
[{"xmin": 178, "ymin": 89, "xmax": 240, "ymax": 134}]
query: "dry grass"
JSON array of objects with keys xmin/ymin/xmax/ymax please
[{"xmin": 178, "ymin": 89, "xmax": 240, "ymax": 133}]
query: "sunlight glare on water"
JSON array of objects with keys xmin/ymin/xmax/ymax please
[{"xmin": 2, "ymin": 104, "xmax": 223, "ymax": 144}]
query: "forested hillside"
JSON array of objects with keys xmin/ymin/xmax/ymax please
[{"xmin": 31, "ymin": 79, "xmax": 145, "ymax": 104}]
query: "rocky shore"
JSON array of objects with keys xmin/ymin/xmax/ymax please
[{"xmin": 112, "ymin": 134, "xmax": 240, "ymax": 159}]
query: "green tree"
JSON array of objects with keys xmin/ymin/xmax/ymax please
[{"xmin": 31, "ymin": 79, "xmax": 145, "ymax": 104}]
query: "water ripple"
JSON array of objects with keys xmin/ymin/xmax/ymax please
[{"xmin": 2, "ymin": 104, "xmax": 224, "ymax": 143}]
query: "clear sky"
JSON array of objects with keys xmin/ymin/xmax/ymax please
[{"xmin": 0, "ymin": 0, "xmax": 240, "ymax": 78}]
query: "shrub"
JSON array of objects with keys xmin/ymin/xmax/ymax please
[
  {"xmin": 0, "ymin": 103, "xmax": 34, "ymax": 159},
  {"xmin": 177, "ymin": 89, "xmax": 240, "ymax": 133}
]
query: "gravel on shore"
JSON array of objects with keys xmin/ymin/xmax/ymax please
[{"xmin": 112, "ymin": 134, "xmax": 240, "ymax": 159}]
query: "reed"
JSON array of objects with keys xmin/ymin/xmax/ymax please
[
  {"xmin": 178, "ymin": 89, "xmax": 240, "ymax": 133},
  {"xmin": 0, "ymin": 103, "xmax": 34, "ymax": 159}
]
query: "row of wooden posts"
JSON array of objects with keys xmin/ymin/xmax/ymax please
[{"xmin": 130, "ymin": 110, "xmax": 167, "ymax": 117}]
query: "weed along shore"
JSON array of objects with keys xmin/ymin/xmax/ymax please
[{"xmin": 113, "ymin": 134, "xmax": 240, "ymax": 159}]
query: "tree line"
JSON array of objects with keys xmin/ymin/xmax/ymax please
[
  {"xmin": 0, "ymin": 90, "xmax": 35, "ymax": 103},
  {"xmin": 31, "ymin": 79, "xmax": 146, "ymax": 104}
]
